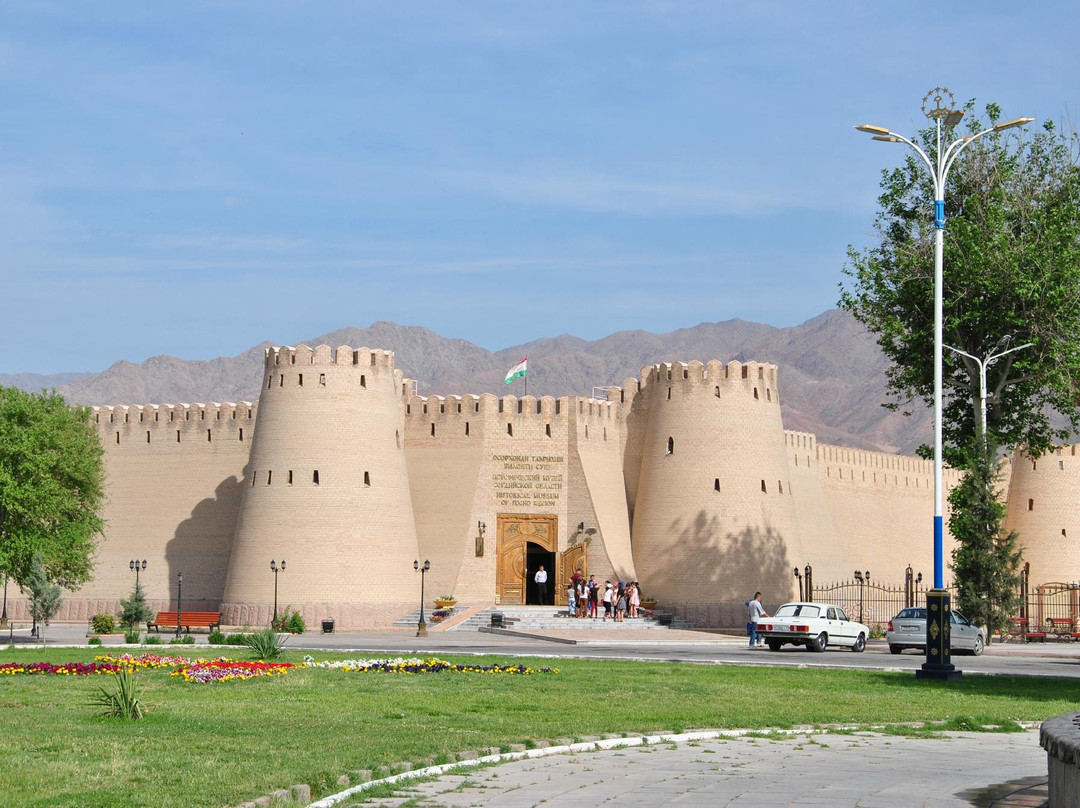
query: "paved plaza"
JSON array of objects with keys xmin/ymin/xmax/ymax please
[{"xmin": 316, "ymin": 729, "xmax": 1048, "ymax": 808}]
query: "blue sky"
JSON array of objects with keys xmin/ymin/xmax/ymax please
[{"xmin": 2, "ymin": 2, "xmax": 1077, "ymax": 374}]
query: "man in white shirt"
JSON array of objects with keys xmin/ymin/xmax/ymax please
[
  {"xmin": 534, "ymin": 565, "xmax": 549, "ymax": 604},
  {"xmin": 746, "ymin": 591, "xmax": 768, "ymax": 648}
]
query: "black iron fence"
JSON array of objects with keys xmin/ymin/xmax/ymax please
[
  {"xmin": 803, "ymin": 562, "xmax": 1079, "ymax": 639},
  {"xmin": 810, "ymin": 576, "xmax": 942, "ymax": 630}
]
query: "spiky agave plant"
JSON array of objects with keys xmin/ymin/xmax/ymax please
[
  {"xmin": 241, "ymin": 627, "xmax": 288, "ymax": 660},
  {"xmin": 89, "ymin": 667, "xmax": 146, "ymax": 720}
]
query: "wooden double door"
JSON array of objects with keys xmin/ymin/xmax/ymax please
[{"xmin": 496, "ymin": 514, "xmax": 587, "ymax": 605}]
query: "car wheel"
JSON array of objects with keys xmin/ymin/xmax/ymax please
[
  {"xmin": 810, "ymin": 632, "xmax": 827, "ymax": 653},
  {"xmin": 889, "ymin": 644, "xmax": 902, "ymax": 655},
  {"xmin": 767, "ymin": 639, "xmax": 781, "ymax": 651},
  {"xmin": 852, "ymin": 633, "xmax": 866, "ymax": 653},
  {"xmin": 971, "ymin": 634, "xmax": 984, "ymax": 656}
]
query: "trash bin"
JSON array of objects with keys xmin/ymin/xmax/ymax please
[
  {"xmin": 490, "ymin": 612, "xmax": 505, "ymax": 628},
  {"xmin": 321, "ymin": 617, "xmax": 335, "ymax": 634}
]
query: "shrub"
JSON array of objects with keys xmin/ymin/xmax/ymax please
[
  {"xmin": 143, "ymin": 634, "xmax": 162, "ymax": 645},
  {"xmin": 241, "ymin": 628, "xmax": 287, "ymax": 660},
  {"xmin": 124, "ymin": 629, "xmax": 141, "ymax": 644},
  {"xmin": 169, "ymin": 635, "xmax": 195, "ymax": 645},
  {"xmin": 89, "ymin": 668, "xmax": 145, "ymax": 720},
  {"xmin": 225, "ymin": 633, "xmax": 248, "ymax": 645},
  {"xmin": 207, "ymin": 630, "xmax": 226, "ymax": 645},
  {"xmin": 274, "ymin": 607, "xmax": 306, "ymax": 634},
  {"xmin": 118, "ymin": 583, "xmax": 154, "ymax": 629},
  {"xmin": 90, "ymin": 613, "xmax": 116, "ymax": 634},
  {"xmin": 87, "ymin": 636, "xmax": 102, "ymax": 646}
]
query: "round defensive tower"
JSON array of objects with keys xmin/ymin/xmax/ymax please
[
  {"xmin": 1003, "ymin": 445, "xmax": 1080, "ymax": 586},
  {"xmin": 221, "ymin": 344, "xmax": 421, "ymax": 629},
  {"xmin": 629, "ymin": 360, "xmax": 801, "ymax": 625}
]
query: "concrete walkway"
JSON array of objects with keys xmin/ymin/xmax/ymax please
[{"xmin": 314, "ymin": 729, "xmax": 1048, "ymax": 808}]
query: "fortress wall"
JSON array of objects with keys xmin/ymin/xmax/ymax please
[
  {"xmin": 784, "ymin": 431, "xmax": 841, "ymax": 588},
  {"xmin": 616, "ymin": 378, "xmax": 647, "ymax": 520},
  {"xmin": 568, "ymin": 398, "xmax": 635, "ymax": 584},
  {"xmin": 28, "ymin": 403, "xmax": 255, "ymax": 624},
  {"xmin": 812, "ymin": 440, "xmax": 962, "ymax": 586},
  {"xmin": 1004, "ymin": 445, "xmax": 1080, "ymax": 585},
  {"xmin": 629, "ymin": 360, "xmax": 801, "ymax": 625},
  {"xmin": 404, "ymin": 394, "xmax": 492, "ymax": 602},
  {"xmin": 405, "ymin": 392, "xmax": 584, "ymax": 601},
  {"xmin": 222, "ymin": 346, "xmax": 420, "ymax": 629}
]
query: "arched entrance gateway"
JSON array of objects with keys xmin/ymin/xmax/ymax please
[{"xmin": 496, "ymin": 514, "xmax": 587, "ymax": 605}]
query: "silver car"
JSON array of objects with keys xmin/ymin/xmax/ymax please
[{"xmin": 886, "ymin": 607, "xmax": 984, "ymax": 655}]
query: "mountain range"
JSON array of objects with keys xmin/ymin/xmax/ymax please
[{"xmin": 2, "ymin": 309, "xmax": 931, "ymax": 455}]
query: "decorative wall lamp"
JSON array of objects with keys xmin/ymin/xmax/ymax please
[{"xmin": 475, "ymin": 521, "xmax": 486, "ymax": 557}]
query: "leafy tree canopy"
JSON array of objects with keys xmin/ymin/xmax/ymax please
[
  {"xmin": 0, "ymin": 387, "xmax": 106, "ymax": 590},
  {"xmin": 840, "ymin": 101, "xmax": 1080, "ymax": 465}
]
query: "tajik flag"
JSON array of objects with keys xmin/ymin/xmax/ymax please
[{"xmin": 504, "ymin": 357, "xmax": 528, "ymax": 384}]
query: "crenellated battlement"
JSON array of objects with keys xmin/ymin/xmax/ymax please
[
  {"xmin": 93, "ymin": 401, "xmax": 257, "ymax": 447},
  {"xmin": 785, "ymin": 431, "xmax": 817, "ymax": 451},
  {"xmin": 94, "ymin": 401, "xmax": 256, "ymax": 426},
  {"xmin": 639, "ymin": 359, "xmax": 777, "ymax": 386},
  {"xmin": 593, "ymin": 359, "xmax": 780, "ymax": 408},
  {"xmin": 265, "ymin": 343, "xmax": 396, "ymax": 371}
]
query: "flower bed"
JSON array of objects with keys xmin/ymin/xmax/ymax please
[
  {"xmin": 171, "ymin": 660, "xmax": 293, "ymax": 684},
  {"xmin": 0, "ymin": 654, "xmax": 292, "ymax": 684},
  {"xmin": 0, "ymin": 661, "xmax": 123, "ymax": 676},
  {"xmin": 303, "ymin": 655, "xmax": 557, "ymax": 675}
]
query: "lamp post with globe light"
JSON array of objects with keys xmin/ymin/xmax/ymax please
[{"xmin": 855, "ymin": 88, "xmax": 1032, "ymax": 681}]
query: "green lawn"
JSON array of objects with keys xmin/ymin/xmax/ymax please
[{"xmin": 0, "ymin": 646, "xmax": 1075, "ymax": 808}]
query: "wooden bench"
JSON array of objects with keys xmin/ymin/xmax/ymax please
[
  {"xmin": 147, "ymin": 611, "xmax": 222, "ymax": 633},
  {"xmin": 1003, "ymin": 616, "xmax": 1046, "ymax": 642},
  {"xmin": 1046, "ymin": 617, "xmax": 1078, "ymax": 641}
]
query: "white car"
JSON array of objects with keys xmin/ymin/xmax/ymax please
[{"xmin": 756, "ymin": 602, "xmax": 870, "ymax": 652}]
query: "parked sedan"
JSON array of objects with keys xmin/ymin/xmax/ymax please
[
  {"xmin": 886, "ymin": 607, "xmax": 985, "ymax": 656},
  {"xmin": 756, "ymin": 602, "xmax": 870, "ymax": 652}
]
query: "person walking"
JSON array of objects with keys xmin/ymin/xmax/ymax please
[
  {"xmin": 746, "ymin": 591, "xmax": 768, "ymax": 648},
  {"xmin": 566, "ymin": 580, "xmax": 576, "ymax": 617},
  {"xmin": 534, "ymin": 565, "xmax": 549, "ymax": 605}
]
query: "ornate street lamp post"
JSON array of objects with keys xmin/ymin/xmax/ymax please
[
  {"xmin": 793, "ymin": 567, "xmax": 804, "ymax": 601},
  {"xmin": 130, "ymin": 559, "xmax": 147, "ymax": 590},
  {"xmin": 270, "ymin": 560, "xmax": 285, "ymax": 626},
  {"xmin": 414, "ymin": 559, "xmax": 430, "ymax": 637},
  {"xmin": 855, "ymin": 88, "xmax": 1031, "ymax": 681},
  {"xmin": 853, "ymin": 570, "xmax": 870, "ymax": 624}
]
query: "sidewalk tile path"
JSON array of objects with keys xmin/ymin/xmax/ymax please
[{"xmin": 325, "ymin": 731, "xmax": 1046, "ymax": 808}]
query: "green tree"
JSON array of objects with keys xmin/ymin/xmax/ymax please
[
  {"xmin": 839, "ymin": 101, "xmax": 1080, "ymax": 464},
  {"xmin": 948, "ymin": 439, "xmax": 1022, "ymax": 635},
  {"xmin": 841, "ymin": 100, "xmax": 1080, "ymax": 616},
  {"xmin": 21, "ymin": 553, "xmax": 62, "ymax": 642},
  {"xmin": 118, "ymin": 582, "xmax": 154, "ymax": 630},
  {"xmin": 0, "ymin": 387, "xmax": 106, "ymax": 592}
]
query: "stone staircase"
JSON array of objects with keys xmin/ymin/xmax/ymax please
[{"xmin": 397, "ymin": 605, "xmax": 698, "ymax": 632}]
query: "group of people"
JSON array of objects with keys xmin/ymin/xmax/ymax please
[{"xmin": 565, "ymin": 574, "xmax": 642, "ymax": 621}]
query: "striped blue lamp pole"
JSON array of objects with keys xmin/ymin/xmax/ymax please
[{"xmin": 855, "ymin": 88, "xmax": 1031, "ymax": 680}]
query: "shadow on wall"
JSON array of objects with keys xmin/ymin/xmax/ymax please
[
  {"xmin": 642, "ymin": 510, "xmax": 793, "ymax": 627},
  {"xmin": 163, "ymin": 473, "xmax": 245, "ymax": 611}
]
